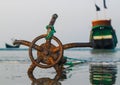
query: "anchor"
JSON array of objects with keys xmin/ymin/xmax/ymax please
[{"xmin": 13, "ymin": 14, "xmax": 92, "ymax": 80}]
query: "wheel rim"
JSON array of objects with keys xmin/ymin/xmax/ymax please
[{"xmin": 29, "ymin": 34, "xmax": 63, "ymax": 68}]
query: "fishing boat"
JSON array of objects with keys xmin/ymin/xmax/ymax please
[
  {"xmin": 90, "ymin": 0, "xmax": 118, "ymax": 49},
  {"xmin": 5, "ymin": 38, "xmax": 20, "ymax": 48},
  {"xmin": 90, "ymin": 19, "xmax": 118, "ymax": 49},
  {"xmin": 5, "ymin": 43, "xmax": 20, "ymax": 48}
]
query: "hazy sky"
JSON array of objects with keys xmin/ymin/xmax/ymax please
[{"xmin": 0, "ymin": 0, "xmax": 120, "ymax": 48}]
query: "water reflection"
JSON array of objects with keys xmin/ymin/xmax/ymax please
[
  {"xmin": 31, "ymin": 77, "xmax": 62, "ymax": 85},
  {"xmin": 89, "ymin": 62, "xmax": 117, "ymax": 85},
  {"xmin": 28, "ymin": 72, "xmax": 62, "ymax": 85},
  {"xmin": 27, "ymin": 69, "xmax": 67, "ymax": 85}
]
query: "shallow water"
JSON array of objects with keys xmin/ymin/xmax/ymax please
[{"xmin": 0, "ymin": 48, "xmax": 120, "ymax": 85}]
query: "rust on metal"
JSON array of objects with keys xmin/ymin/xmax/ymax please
[{"xmin": 13, "ymin": 14, "xmax": 92, "ymax": 80}]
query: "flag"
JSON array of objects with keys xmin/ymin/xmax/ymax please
[
  {"xmin": 95, "ymin": 4, "xmax": 100, "ymax": 11},
  {"xmin": 103, "ymin": 0, "xmax": 107, "ymax": 9}
]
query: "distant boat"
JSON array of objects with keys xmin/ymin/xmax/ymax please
[
  {"xmin": 5, "ymin": 43, "xmax": 20, "ymax": 48},
  {"xmin": 89, "ymin": 1, "xmax": 118, "ymax": 49},
  {"xmin": 90, "ymin": 20, "xmax": 118, "ymax": 49}
]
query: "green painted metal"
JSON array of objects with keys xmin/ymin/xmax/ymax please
[{"xmin": 90, "ymin": 24, "xmax": 118, "ymax": 49}]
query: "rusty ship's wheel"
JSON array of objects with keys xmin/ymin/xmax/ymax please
[{"xmin": 29, "ymin": 34, "xmax": 63, "ymax": 68}]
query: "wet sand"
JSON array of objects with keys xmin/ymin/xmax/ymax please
[
  {"xmin": 1, "ymin": 62, "xmax": 120, "ymax": 85},
  {"xmin": 0, "ymin": 63, "xmax": 30, "ymax": 85},
  {"xmin": 1, "ymin": 49, "xmax": 120, "ymax": 85},
  {"xmin": 0, "ymin": 62, "xmax": 90, "ymax": 85}
]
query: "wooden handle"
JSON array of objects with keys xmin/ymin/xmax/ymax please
[{"xmin": 49, "ymin": 14, "xmax": 58, "ymax": 26}]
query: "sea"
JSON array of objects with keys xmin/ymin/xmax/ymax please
[{"xmin": 0, "ymin": 47, "xmax": 120, "ymax": 85}]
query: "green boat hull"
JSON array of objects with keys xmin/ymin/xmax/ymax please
[{"xmin": 90, "ymin": 20, "xmax": 118, "ymax": 49}]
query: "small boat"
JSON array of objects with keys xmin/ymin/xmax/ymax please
[
  {"xmin": 90, "ymin": 1, "xmax": 118, "ymax": 49},
  {"xmin": 5, "ymin": 43, "xmax": 20, "ymax": 48}
]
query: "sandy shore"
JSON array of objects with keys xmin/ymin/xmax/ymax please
[
  {"xmin": 0, "ymin": 62, "xmax": 90, "ymax": 85},
  {"xmin": 0, "ymin": 63, "xmax": 30, "ymax": 85},
  {"xmin": 1, "ymin": 61, "xmax": 120, "ymax": 85},
  {"xmin": 1, "ymin": 48, "xmax": 120, "ymax": 85}
]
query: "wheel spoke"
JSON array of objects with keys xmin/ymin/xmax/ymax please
[{"xmin": 29, "ymin": 34, "xmax": 63, "ymax": 68}]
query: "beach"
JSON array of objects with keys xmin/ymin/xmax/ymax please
[
  {"xmin": 0, "ymin": 62, "xmax": 90, "ymax": 85},
  {"xmin": 0, "ymin": 48, "xmax": 120, "ymax": 85}
]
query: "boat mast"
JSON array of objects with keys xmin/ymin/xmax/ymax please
[
  {"xmin": 94, "ymin": 0, "xmax": 108, "ymax": 20},
  {"xmin": 94, "ymin": 0, "xmax": 100, "ymax": 20},
  {"xmin": 103, "ymin": 0, "xmax": 107, "ymax": 19}
]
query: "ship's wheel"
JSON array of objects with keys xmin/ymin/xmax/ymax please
[{"xmin": 29, "ymin": 34, "xmax": 63, "ymax": 68}]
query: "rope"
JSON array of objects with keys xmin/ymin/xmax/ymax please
[
  {"xmin": 45, "ymin": 25, "xmax": 56, "ymax": 40},
  {"xmin": 64, "ymin": 56, "xmax": 87, "ymax": 67}
]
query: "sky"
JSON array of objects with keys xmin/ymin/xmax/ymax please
[{"xmin": 0, "ymin": 0, "xmax": 120, "ymax": 48}]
